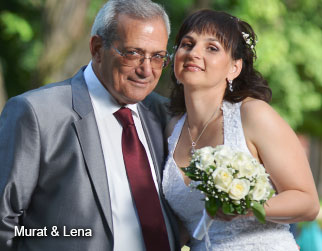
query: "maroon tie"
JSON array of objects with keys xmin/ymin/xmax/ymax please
[{"xmin": 114, "ymin": 107, "xmax": 170, "ymax": 251}]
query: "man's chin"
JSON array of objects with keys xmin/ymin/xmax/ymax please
[{"xmin": 116, "ymin": 93, "xmax": 150, "ymax": 106}]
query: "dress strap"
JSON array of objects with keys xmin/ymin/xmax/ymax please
[
  {"xmin": 167, "ymin": 114, "xmax": 187, "ymax": 156},
  {"xmin": 222, "ymin": 101, "xmax": 251, "ymax": 154}
]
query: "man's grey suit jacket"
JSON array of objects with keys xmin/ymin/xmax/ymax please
[{"xmin": 0, "ymin": 67, "xmax": 180, "ymax": 250}]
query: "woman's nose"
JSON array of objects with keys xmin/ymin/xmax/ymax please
[{"xmin": 187, "ymin": 45, "xmax": 202, "ymax": 59}]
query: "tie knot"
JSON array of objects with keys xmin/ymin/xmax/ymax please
[{"xmin": 114, "ymin": 107, "xmax": 135, "ymax": 127}]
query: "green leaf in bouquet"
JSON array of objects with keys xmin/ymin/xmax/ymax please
[
  {"xmin": 222, "ymin": 202, "xmax": 235, "ymax": 215},
  {"xmin": 180, "ymin": 167, "xmax": 189, "ymax": 175},
  {"xmin": 184, "ymin": 167, "xmax": 196, "ymax": 172},
  {"xmin": 181, "ymin": 168, "xmax": 199, "ymax": 181},
  {"xmin": 268, "ymin": 189, "xmax": 276, "ymax": 199},
  {"xmin": 208, "ymin": 165, "xmax": 216, "ymax": 172},
  {"xmin": 196, "ymin": 184, "xmax": 208, "ymax": 193},
  {"xmin": 251, "ymin": 201, "xmax": 266, "ymax": 224},
  {"xmin": 235, "ymin": 205, "xmax": 243, "ymax": 214},
  {"xmin": 205, "ymin": 197, "xmax": 221, "ymax": 217},
  {"xmin": 245, "ymin": 196, "xmax": 251, "ymax": 208},
  {"xmin": 185, "ymin": 172, "xmax": 198, "ymax": 180}
]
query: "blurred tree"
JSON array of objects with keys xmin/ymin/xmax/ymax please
[
  {"xmin": 192, "ymin": 0, "xmax": 211, "ymax": 9},
  {"xmin": 0, "ymin": 0, "xmax": 103, "ymax": 100},
  {"xmin": 34, "ymin": 0, "xmax": 91, "ymax": 85},
  {"xmin": 0, "ymin": 0, "xmax": 42, "ymax": 99},
  {"xmin": 229, "ymin": 0, "xmax": 322, "ymax": 134}
]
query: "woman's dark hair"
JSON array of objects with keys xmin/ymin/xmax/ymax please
[{"xmin": 169, "ymin": 9, "xmax": 272, "ymax": 115}]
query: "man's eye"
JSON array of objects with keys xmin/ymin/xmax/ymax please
[
  {"xmin": 124, "ymin": 50, "xmax": 142, "ymax": 60},
  {"xmin": 152, "ymin": 53, "xmax": 166, "ymax": 59},
  {"xmin": 125, "ymin": 50, "xmax": 140, "ymax": 56}
]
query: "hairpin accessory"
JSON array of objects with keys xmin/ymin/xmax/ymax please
[{"xmin": 241, "ymin": 32, "xmax": 257, "ymax": 50}]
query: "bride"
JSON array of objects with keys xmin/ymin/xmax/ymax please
[{"xmin": 162, "ymin": 9, "xmax": 319, "ymax": 250}]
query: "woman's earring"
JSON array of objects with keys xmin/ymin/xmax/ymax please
[
  {"xmin": 176, "ymin": 80, "xmax": 182, "ymax": 85},
  {"xmin": 228, "ymin": 79, "xmax": 233, "ymax": 92}
]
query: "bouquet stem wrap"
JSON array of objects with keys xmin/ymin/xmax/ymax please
[
  {"xmin": 193, "ymin": 209, "xmax": 213, "ymax": 240},
  {"xmin": 193, "ymin": 209, "xmax": 213, "ymax": 250}
]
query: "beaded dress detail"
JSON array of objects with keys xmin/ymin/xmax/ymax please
[{"xmin": 162, "ymin": 101, "xmax": 298, "ymax": 250}]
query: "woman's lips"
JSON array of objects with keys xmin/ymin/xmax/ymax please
[{"xmin": 183, "ymin": 63, "xmax": 204, "ymax": 72}]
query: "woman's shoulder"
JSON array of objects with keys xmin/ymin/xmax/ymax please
[
  {"xmin": 241, "ymin": 97, "xmax": 270, "ymax": 110},
  {"xmin": 240, "ymin": 97, "xmax": 292, "ymax": 140},
  {"xmin": 240, "ymin": 97, "xmax": 277, "ymax": 122}
]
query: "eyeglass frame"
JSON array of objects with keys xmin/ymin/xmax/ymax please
[{"xmin": 111, "ymin": 45, "xmax": 170, "ymax": 69}]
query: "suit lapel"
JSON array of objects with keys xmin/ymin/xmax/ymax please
[
  {"xmin": 71, "ymin": 68, "xmax": 113, "ymax": 233},
  {"xmin": 138, "ymin": 102, "xmax": 181, "ymax": 250},
  {"xmin": 137, "ymin": 102, "xmax": 165, "ymax": 188}
]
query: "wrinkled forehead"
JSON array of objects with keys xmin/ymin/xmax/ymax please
[{"xmin": 114, "ymin": 14, "xmax": 168, "ymax": 52}]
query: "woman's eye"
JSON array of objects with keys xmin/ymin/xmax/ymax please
[
  {"xmin": 208, "ymin": 46, "xmax": 218, "ymax": 52},
  {"xmin": 180, "ymin": 42, "xmax": 193, "ymax": 49}
]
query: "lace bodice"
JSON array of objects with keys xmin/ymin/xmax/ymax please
[{"xmin": 162, "ymin": 101, "xmax": 298, "ymax": 251}]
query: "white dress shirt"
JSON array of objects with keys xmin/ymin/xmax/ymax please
[{"xmin": 84, "ymin": 61, "xmax": 160, "ymax": 251}]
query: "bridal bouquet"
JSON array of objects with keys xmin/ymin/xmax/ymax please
[{"xmin": 182, "ymin": 145, "xmax": 275, "ymax": 239}]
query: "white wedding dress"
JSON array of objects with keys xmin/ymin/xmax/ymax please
[{"xmin": 162, "ymin": 101, "xmax": 299, "ymax": 251}]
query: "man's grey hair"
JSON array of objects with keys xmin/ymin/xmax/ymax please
[{"xmin": 91, "ymin": 0, "xmax": 171, "ymax": 48}]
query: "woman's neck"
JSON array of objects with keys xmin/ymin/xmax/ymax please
[{"xmin": 184, "ymin": 86, "xmax": 225, "ymax": 130}]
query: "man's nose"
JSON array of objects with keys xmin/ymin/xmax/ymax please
[{"xmin": 136, "ymin": 58, "xmax": 153, "ymax": 78}]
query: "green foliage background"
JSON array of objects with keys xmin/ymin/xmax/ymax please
[{"xmin": 1, "ymin": 0, "xmax": 322, "ymax": 135}]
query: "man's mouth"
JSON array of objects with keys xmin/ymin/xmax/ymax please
[{"xmin": 128, "ymin": 78, "xmax": 150, "ymax": 86}]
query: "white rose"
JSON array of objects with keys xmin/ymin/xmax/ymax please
[
  {"xmin": 213, "ymin": 145, "xmax": 234, "ymax": 168},
  {"xmin": 212, "ymin": 167, "xmax": 234, "ymax": 193},
  {"xmin": 256, "ymin": 173, "xmax": 270, "ymax": 183},
  {"xmin": 256, "ymin": 163, "xmax": 267, "ymax": 175},
  {"xmin": 214, "ymin": 145, "xmax": 231, "ymax": 153},
  {"xmin": 194, "ymin": 146, "xmax": 216, "ymax": 171},
  {"xmin": 250, "ymin": 175, "xmax": 272, "ymax": 201},
  {"xmin": 232, "ymin": 152, "xmax": 259, "ymax": 179},
  {"xmin": 250, "ymin": 183, "xmax": 270, "ymax": 201},
  {"xmin": 228, "ymin": 178, "xmax": 250, "ymax": 200}
]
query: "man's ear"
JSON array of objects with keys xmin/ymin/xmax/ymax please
[
  {"xmin": 228, "ymin": 58, "xmax": 243, "ymax": 80},
  {"xmin": 90, "ymin": 35, "xmax": 104, "ymax": 63}
]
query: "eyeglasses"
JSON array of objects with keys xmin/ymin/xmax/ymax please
[{"xmin": 111, "ymin": 45, "xmax": 170, "ymax": 69}]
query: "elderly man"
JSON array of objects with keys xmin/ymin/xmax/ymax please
[{"xmin": 0, "ymin": 0, "xmax": 180, "ymax": 250}]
